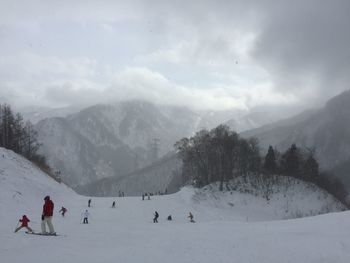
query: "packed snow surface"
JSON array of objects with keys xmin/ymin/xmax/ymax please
[{"xmin": 1, "ymin": 147, "xmax": 350, "ymax": 263}]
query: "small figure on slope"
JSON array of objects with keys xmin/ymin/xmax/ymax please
[
  {"xmin": 188, "ymin": 212, "xmax": 195, "ymax": 223},
  {"xmin": 41, "ymin": 195, "xmax": 55, "ymax": 234},
  {"xmin": 59, "ymin": 206, "xmax": 67, "ymax": 217},
  {"xmin": 167, "ymin": 215, "xmax": 172, "ymax": 221},
  {"xmin": 153, "ymin": 211, "xmax": 159, "ymax": 223},
  {"xmin": 112, "ymin": 201, "xmax": 116, "ymax": 208},
  {"xmin": 14, "ymin": 215, "xmax": 33, "ymax": 233},
  {"xmin": 88, "ymin": 199, "xmax": 91, "ymax": 207},
  {"xmin": 82, "ymin": 210, "xmax": 90, "ymax": 224}
]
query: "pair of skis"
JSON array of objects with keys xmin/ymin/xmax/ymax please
[{"xmin": 25, "ymin": 231, "xmax": 62, "ymax": 236}]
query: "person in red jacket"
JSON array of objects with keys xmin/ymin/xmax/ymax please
[
  {"xmin": 41, "ymin": 195, "xmax": 55, "ymax": 234},
  {"xmin": 14, "ymin": 215, "xmax": 33, "ymax": 233}
]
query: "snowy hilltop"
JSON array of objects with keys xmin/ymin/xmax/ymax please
[{"xmin": 1, "ymin": 147, "xmax": 350, "ymax": 263}]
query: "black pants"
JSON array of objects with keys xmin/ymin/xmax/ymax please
[
  {"xmin": 153, "ymin": 217, "xmax": 158, "ymax": 223},
  {"xmin": 83, "ymin": 218, "xmax": 88, "ymax": 224}
]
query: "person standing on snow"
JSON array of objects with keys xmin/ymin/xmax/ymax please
[
  {"xmin": 41, "ymin": 195, "xmax": 55, "ymax": 234},
  {"xmin": 88, "ymin": 199, "xmax": 91, "ymax": 207},
  {"xmin": 82, "ymin": 210, "xmax": 90, "ymax": 224},
  {"xmin": 153, "ymin": 211, "xmax": 159, "ymax": 223},
  {"xmin": 112, "ymin": 201, "xmax": 116, "ymax": 208},
  {"xmin": 14, "ymin": 215, "xmax": 33, "ymax": 233}
]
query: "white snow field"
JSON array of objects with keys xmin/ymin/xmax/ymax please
[{"xmin": 1, "ymin": 147, "xmax": 350, "ymax": 263}]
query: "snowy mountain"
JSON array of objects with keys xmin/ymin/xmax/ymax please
[
  {"xmin": 1, "ymin": 146, "xmax": 349, "ymax": 263},
  {"xmin": 76, "ymin": 153, "xmax": 182, "ymax": 196},
  {"xmin": 242, "ymin": 90, "xmax": 350, "ymax": 171},
  {"xmin": 35, "ymin": 101, "xmax": 199, "ymax": 188},
  {"xmin": 35, "ymin": 100, "xmax": 299, "ymax": 190},
  {"xmin": 35, "ymin": 117, "xmax": 134, "ymax": 186}
]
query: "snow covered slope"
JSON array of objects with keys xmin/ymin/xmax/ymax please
[{"xmin": 1, "ymin": 147, "xmax": 350, "ymax": 263}]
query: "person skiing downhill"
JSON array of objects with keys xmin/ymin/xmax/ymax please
[
  {"xmin": 59, "ymin": 206, "xmax": 67, "ymax": 217},
  {"xmin": 41, "ymin": 195, "xmax": 55, "ymax": 234},
  {"xmin": 14, "ymin": 215, "xmax": 33, "ymax": 233},
  {"xmin": 82, "ymin": 210, "xmax": 90, "ymax": 224},
  {"xmin": 188, "ymin": 212, "xmax": 195, "ymax": 223},
  {"xmin": 153, "ymin": 211, "xmax": 159, "ymax": 223}
]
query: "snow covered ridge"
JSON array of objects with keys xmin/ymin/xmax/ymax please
[
  {"xmin": 191, "ymin": 175, "xmax": 346, "ymax": 221},
  {"xmin": 0, "ymin": 147, "xmax": 75, "ymax": 217}
]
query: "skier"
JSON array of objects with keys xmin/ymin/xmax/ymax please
[
  {"xmin": 14, "ymin": 215, "xmax": 33, "ymax": 233},
  {"xmin": 88, "ymin": 199, "xmax": 91, "ymax": 207},
  {"xmin": 41, "ymin": 195, "xmax": 55, "ymax": 234},
  {"xmin": 188, "ymin": 212, "xmax": 195, "ymax": 223},
  {"xmin": 59, "ymin": 206, "xmax": 67, "ymax": 217},
  {"xmin": 153, "ymin": 211, "xmax": 159, "ymax": 223},
  {"xmin": 82, "ymin": 210, "xmax": 90, "ymax": 224},
  {"xmin": 112, "ymin": 201, "xmax": 116, "ymax": 208},
  {"xmin": 167, "ymin": 215, "xmax": 172, "ymax": 221},
  {"xmin": 142, "ymin": 193, "xmax": 145, "ymax": 200}
]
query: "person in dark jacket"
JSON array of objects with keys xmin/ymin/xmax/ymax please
[
  {"xmin": 153, "ymin": 211, "xmax": 159, "ymax": 223},
  {"xmin": 41, "ymin": 195, "xmax": 55, "ymax": 234},
  {"xmin": 14, "ymin": 215, "xmax": 33, "ymax": 233},
  {"xmin": 188, "ymin": 212, "xmax": 195, "ymax": 223},
  {"xmin": 59, "ymin": 206, "xmax": 67, "ymax": 217}
]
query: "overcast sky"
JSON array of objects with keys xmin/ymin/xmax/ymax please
[{"xmin": 0, "ymin": 0, "xmax": 349, "ymax": 112}]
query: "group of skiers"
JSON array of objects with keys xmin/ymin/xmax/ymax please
[
  {"xmin": 153, "ymin": 211, "xmax": 195, "ymax": 223},
  {"xmin": 14, "ymin": 196, "xmax": 195, "ymax": 234}
]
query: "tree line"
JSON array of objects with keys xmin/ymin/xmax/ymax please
[
  {"xmin": 0, "ymin": 104, "xmax": 48, "ymax": 169},
  {"xmin": 175, "ymin": 125, "xmax": 347, "ymax": 205}
]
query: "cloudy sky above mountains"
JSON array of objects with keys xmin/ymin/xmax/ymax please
[{"xmin": 0, "ymin": 0, "xmax": 349, "ymax": 111}]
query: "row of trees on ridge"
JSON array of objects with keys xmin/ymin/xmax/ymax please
[{"xmin": 175, "ymin": 125, "xmax": 347, "ymax": 205}]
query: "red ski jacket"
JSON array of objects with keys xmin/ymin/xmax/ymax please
[
  {"xmin": 20, "ymin": 216, "xmax": 30, "ymax": 227},
  {"xmin": 43, "ymin": 200, "xmax": 54, "ymax": 216}
]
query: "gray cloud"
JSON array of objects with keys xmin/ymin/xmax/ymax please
[
  {"xmin": 253, "ymin": 0, "xmax": 350, "ymax": 104},
  {"xmin": 0, "ymin": 0, "xmax": 349, "ymax": 112}
]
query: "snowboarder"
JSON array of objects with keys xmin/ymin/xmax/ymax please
[
  {"xmin": 188, "ymin": 212, "xmax": 195, "ymax": 223},
  {"xmin": 167, "ymin": 215, "xmax": 172, "ymax": 221},
  {"xmin": 88, "ymin": 199, "xmax": 91, "ymax": 207},
  {"xmin": 59, "ymin": 206, "xmax": 67, "ymax": 217},
  {"xmin": 41, "ymin": 195, "xmax": 55, "ymax": 234},
  {"xmin": 82, "ymin": 210, "xmax": 90, "ymax": 224},
  {"xmin": 153, "ymin": 211, "xmax": 159, "ymax": 223},
  {"xmin": 14, "ymin": 215, "xmax": 33, "ymax": 233},
  {"xmin": 112, "ymin": 201, "xmax": 116, "ymax": 208}
]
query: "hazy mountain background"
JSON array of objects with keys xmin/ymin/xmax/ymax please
[
  {"xmin": 242, "ymin": 90, "xmax": 350, "ymax": 188},
  {"xmin": 16, "ymin": 89, "xmax": 350, "ymax": 195}
]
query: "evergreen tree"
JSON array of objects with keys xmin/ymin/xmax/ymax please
[
  {"xmin": 264, "ymin": 145, "xmax": 277, "ymax": 174},
  {"xmin": 280, "ymin": 144, "xmax": 301, "ymax": 177},
  {"xmin": 302, "ymin": 154, "xmax": 319, "ymax": 182}
]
